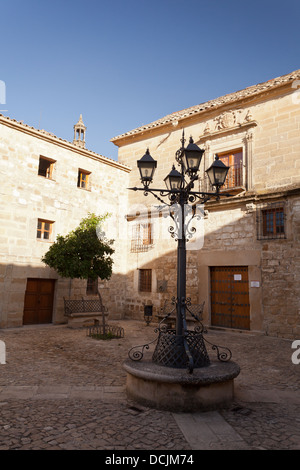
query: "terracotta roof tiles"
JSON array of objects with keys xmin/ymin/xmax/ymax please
[{"xmin": 111, "ymin": 69, "xmax": 300, "ymax": 142}]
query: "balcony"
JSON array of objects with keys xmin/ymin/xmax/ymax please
[
  {"xmin": 221, "ymin": 160, "xmax": 244, "ymax": 191},
  {"xmin": 199, "ymin": 160, "xmax": 245, "ymax": 195}
]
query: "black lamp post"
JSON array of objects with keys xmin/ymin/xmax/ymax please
[{"xmin": 130, "ymin": 131, "xmax": 231, "ymax": 372}]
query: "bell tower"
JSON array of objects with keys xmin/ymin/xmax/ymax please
[{"xmin": 73, "ymin": 114, "xmax": 86, "ymax": 148}]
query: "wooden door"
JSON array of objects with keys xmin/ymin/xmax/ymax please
[
  {"xmin": 210, "ymin": 266, "xmax": 250, "ymax": 330},
  {"xmin": 23, "ymin": 279, "xmax": 55, "ymax": 325}
]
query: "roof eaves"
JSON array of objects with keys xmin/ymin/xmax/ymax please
[
  {"xmin": 111, "ymin": 68, "xmax": 300, "ymax": 143},
  {"xmin": 0, "ymin": 113, "xmax": 131, "ymax": 172}
]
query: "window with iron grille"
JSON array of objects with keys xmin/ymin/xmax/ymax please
[
  {"xmin": 139, "ymin": 269, "xmax": 152, "ymax": 292},
  {"xmin": 86, "ymin": 277, "xmax": 98, "ymax": 295},
  {"xmin": 256, "ymin": 202, "xmax": 286, "ymax": 240},
  {"xmin": 131, "ymin": 223, "xmax": 153, "ymax": 252}
]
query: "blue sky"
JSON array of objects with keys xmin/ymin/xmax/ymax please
[{"xmin": 1, "ymin": 0, "xmax": 300, "ymax": 160}]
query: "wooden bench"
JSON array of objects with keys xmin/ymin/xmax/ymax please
[
  {"xmin": 64, "ymin": 297, "xmax": 108, "ymax": 328},
  {"xmin": 156, "ymin": 300, "xmax": 205, "ymax": 329}
]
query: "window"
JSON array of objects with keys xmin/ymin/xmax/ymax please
[
  {"xmin": 86, "ymin": 278, "xmax": 98, "ymax": 295},
  {"xmin": 131, "ymin": 223, "xmax": 153, "ymax": 252},
  {"xmin": 37, "ymin": 219, "xmax": 54, "ymax": 240},
  {"xmin": 38, "ymin": 156, "xmax": 55, "ymax": 179},
  {"xmin": 218, "ymin": 149, "xmax": 243, "ymax": 189},
  {"xmin": 77, "ymin": 169, "xmax": 91, "ymax": 189},
  {"xmin": 263, "ymin": 208, "xmax": 285, "ymax": 237},
  {"xmin": 139, "ymin": 269, "xmax": 152, "ymax": 292},
  {"xmin": 257, "ymin": 202, "xmax": 286, "ymax": 240}
]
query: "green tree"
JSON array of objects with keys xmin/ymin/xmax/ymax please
[{"xmin": 42, "ymin": 213, "xmax": 114, "ymax": 282}]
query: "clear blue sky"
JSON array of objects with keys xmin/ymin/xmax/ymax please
[{"xmin": 1, "ymin": 0, "xmax": 300, "ymax": 160}]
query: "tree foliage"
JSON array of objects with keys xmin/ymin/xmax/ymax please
[{"xmin": 42, "ymin": 213, "xmax": 114, "ymax": 281}]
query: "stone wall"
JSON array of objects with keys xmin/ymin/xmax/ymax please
[
  {"xmin": 259, "ymin": 196, "xmax": 300, "ymax": 338},
  {"xmin": 0, "ymin": 118, "xmax": 130, "ymax": 327},
  {"xmin": 113, "ymin": 79, "xmax": 300, "ymax": 338}
]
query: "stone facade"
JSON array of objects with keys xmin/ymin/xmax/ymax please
[
  {"xmin": 0, "ymin": 115, "xmax": 130, "ymax": 327},
  {"xmin": 1, "ymin": 69, "xmax": 299, "ymax": 339},
  {"xmin": 111, "ymin": 69, "xmax": 300, "ymax": 339}
]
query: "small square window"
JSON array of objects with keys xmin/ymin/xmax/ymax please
[
  {"xmin": 139, "ymin": 269, "xmax": 152, "ymax": 292},
  {"xmin": 38, "ymin": 156, "xmax": 55, "ymax": 179},
  {"xmin": 37, "ymin": 219, "xmax": 54, "ymax": 240},
  {"xmin": 257, "ymin": 202, "xmax": 286, "ymax": 240},
  {"xmin": 78, "ymin": 169, "xmax": 91, "ymax": 189}
]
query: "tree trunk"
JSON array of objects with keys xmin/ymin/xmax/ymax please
[{"xmin": 97, "ymin": 289, "xmax": 107, "ymax": 335}]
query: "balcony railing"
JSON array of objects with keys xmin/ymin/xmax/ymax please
[
  {"xmin": 199, "ymin": 161, "xmax": 244, "ymax": 193},
  {"xmin": 222, "ymin": 160, "xmax": 244, "ymax": 190}
]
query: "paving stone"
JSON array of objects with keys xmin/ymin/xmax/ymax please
[{"xmin": 0, "ymin": 320, "xmax": 299, "ymax": 450}]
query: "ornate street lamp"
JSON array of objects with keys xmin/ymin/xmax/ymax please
[
  {"xmin": 128, "ymin": 130, "xmax": 232, "ymax": 373},
  {"xmin": 137, "ymin": 148, "xmax": 157, "ymax": 188},
  {"xmin": 182, "ymin": 136, "xmax": 204, "ymax": 176},
  {"xmin": 206, "ymin": 154, "xmax": 230, "ymax": 196},
  {"xmin": 164, "ymin": 165, "xmax": 183, "ymax": 191}
]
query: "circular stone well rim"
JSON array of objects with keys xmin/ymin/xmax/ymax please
[
  {"xmin": 124, "ymin": 359, "xmax": 240, "ymax": 412},
  {"xmin": 123, "ymin": 359, "xmax": 240, "ymax": 384}
]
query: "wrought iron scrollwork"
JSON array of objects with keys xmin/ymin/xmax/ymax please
[
  {"xmin": 128, "ymin": 335, "xmax": 159, "ymax": 362},
  {"xmin": 168, "ymin": 205, "xmax": 181, "ymax": 240},
  {"xmin": 184, "ymin": 209, "xmax": 202, "ymax": 241},
  {"xmin": 203, "ymin": 338, "xmax": 232, "ymax": 362}
]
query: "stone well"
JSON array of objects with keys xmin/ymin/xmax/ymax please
[{"xmin": 123, "ymin": 359, "xmax": 240, "ymax": 412}]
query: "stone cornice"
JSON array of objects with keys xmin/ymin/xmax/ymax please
[{"xmin": 205, "ymin": 184, "xmax": 300, "ymax": 211}]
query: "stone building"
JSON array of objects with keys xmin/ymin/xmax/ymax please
[
  {"xmin": 1, "ymin": 69, "xmax": 299, "ymax": 339},
  {"xmin": 111, "ymin": 69, "xmax": 300, "ymax": 339},
  {"xmin": 0, "ymin": 114, "xmax": 130, "ymax": 327}
]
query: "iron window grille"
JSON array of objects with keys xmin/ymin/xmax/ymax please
[
  {"xmin": 256, "ymin": 201, "xmax": 286, "ymax": 240},
  {"xmin": 139, "ymin": 269, "xmax": 152, "ymax": 292},
  {"xmin": 131, "ymin": 223, "xmax": 153, "ymax": 253}
]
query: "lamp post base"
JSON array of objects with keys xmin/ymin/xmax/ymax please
[{"xmin": 123, "ymin": 359, "xmax": 240, "ymax": 412}]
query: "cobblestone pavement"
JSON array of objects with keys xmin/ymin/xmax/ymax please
[{"xmin": 0, "ymin": 320, "xmax": 299, "ymax": 451}]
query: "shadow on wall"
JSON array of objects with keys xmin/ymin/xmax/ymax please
[{"xmin": 0, "ymin": 200, "xmax": 298, "ymax": 339}]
